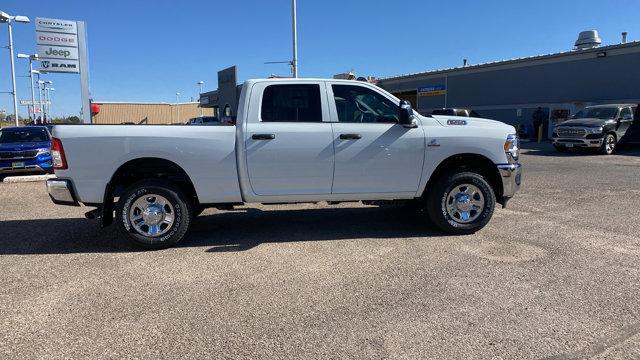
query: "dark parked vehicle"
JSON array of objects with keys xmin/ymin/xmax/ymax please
[
  {"xmin": 0, "ymin": 126, "xmax": 53, "ymax": 177},
  {"xmin": 431, "ymin": 108, "xmax": 481, "ymax": 117},
  {"xmin": 187, "ymin": 116, "xmax": 220, "ymax": 125},
  {"xmin": 552, "ymin": 104, "xmax": 637, "ymax": 155}
]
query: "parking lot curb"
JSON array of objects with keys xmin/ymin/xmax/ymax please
[{"xmin": 2, "ymin": 174, "xmax": 56, "ymax": 183}]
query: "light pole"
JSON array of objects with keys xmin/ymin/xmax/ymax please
[
  {"xmin": 1, "ymin": 11, "xmax": 31, "ymax": 126},
  {"xmin": 41, "ymin": 80, "xmax": 52, "ymax": 122},
  {"xmin": 291, "ymin": 0, "xmax": 298, "ymax": 78},
  {"xmin": 17, "ymin": 53, "xmax": 38, "ymax": 122},
  {"xmin": 36, "ymin": 76, "xmax": 44, "ymax": 122},
  {"xmin": 197, "ymin": 81, "xmax": 204, "ymax": 116},
  {"xmin": 46, "ymin": 88, "xmax": 54, "ymax": 119}
]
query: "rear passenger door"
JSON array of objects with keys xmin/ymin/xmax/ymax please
[{"xmin": 244, "ymin": 82, "xmax": 334, "ymax": 197}]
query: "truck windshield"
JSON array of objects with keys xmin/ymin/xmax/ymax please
[
  {"xmin": 0, "ymin": 128, "xmax": 50, "ymax": 143},
  {"xmin": 572, "ymin": 107, "xmax": 618, "ymax": 120}
]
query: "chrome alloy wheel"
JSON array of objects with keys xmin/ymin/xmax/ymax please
[
  {"xmin": 605, "ymin": 135, "xmax": 615, "ymax": 153},
  {"xmin": 128, "ymin": 194, "xmax": 175, "ymax": 237},
  {"xmin": 445, "ymin": 184, "xmax": 485, "ymax": 224}
]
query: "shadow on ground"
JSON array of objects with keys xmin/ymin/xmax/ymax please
[{"xmin": 0, "ymin": 206, "xmax": 441, "ymax": 255}]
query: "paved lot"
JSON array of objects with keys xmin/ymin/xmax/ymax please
[{"xmin": 1, "ymin": 143, "xmax": 640, "ymax": 359}]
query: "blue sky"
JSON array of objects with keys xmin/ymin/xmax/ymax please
[{"xmin": 1, "ymin": 0, "xmax": 639, "ymax": 118}]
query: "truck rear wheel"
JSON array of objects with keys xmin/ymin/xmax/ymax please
[
  {"xmin": 116, "ymin": 180, "xmax": 193, "ymax": 250},
  {"xmin": 426, "ymin": 171, "xmax": 496, "ymax": 235}
]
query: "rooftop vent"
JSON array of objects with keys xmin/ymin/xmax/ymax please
[{"xmin": 574, "ymin": 30, "xmax": 602, "ymax": 49}]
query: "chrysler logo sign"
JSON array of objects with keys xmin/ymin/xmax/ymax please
[{"xmin": 36, "ymin": 18, "xmax": 77, "ymax": 34}]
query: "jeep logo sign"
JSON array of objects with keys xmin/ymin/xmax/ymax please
[{"xmin": 37, "ymin": 45, "xmax": 78, "ymax": 60}]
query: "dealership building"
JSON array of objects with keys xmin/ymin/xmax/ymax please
[
  {"xmin": 378, "ymin": 32, "xmax": 640, "ymax": 137},
  {"xmin": 199, "ymin": 32, "xmax": 640, "ymax": 138}
]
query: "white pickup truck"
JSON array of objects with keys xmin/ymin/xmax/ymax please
[{"xmin": 46, "ymin": 78, "xmax": 522, "ymax": 249}]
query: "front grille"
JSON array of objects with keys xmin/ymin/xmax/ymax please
[
  {"xmin": 556, "ymin": 128, "xmax": 586, "ymax": 138},
  {"xmin": 0, "ymin": 150, "xmax": 39, "ymax": 160}
]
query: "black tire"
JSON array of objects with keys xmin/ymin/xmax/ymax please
[
  {"xmin": 426, "ymin": 171, "xmax": 496, "ymax": 235},
  {"xmin": 553, "ymin": 144, "xmax": 568, "ymax": 152},
  {"xmin": 600, "ymin": 133, "xmax": 617, "ymax": 155},
  {"xmin": 115, "ymin": 180, "xmax": 193, "ymax": 250}
]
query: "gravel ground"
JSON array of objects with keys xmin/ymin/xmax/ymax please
[{"xmin": 1, "ymin": 142, "xmax": 639, "ymax": 359}]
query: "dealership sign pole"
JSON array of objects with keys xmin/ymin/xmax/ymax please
[{"xmin": 35, "ymin": 17, "xmax": 91, "ymax": 123}]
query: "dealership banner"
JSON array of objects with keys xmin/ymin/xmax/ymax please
[
  {"xmin": 418, "ymin": 85, "xmax": 447, "ymax": 96},
  {"xmin": 36, "ymin": 17, "xmax": 80, "ymax": 73}
]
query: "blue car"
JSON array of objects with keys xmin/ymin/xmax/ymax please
[{"xmin": 0, "ymin": 126, "xmax": 53, "ymax": 177}]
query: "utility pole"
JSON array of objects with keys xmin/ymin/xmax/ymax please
[{"xmin": 291, "ymin": 0, "xmax": 298, "ymax": 78}]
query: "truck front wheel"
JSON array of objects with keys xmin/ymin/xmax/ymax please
[
  {"xmin": 116, "ymin": 180, "xmax": 193, "ymax": 250},
  {"xmin": 426, "ymin": 171, "xmax": 496, "ymax": 235},
  {"xmin": 600, "ymin": 133, "xmax": 616, "ymax": 155}
]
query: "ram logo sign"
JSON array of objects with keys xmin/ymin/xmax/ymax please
[{"xmin": 39, "ymin": 59, "xmax": 80, "ymax": 73}]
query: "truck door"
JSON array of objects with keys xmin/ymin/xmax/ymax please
[
  {"xmin": 244, "ymin": 82, "xmax": 334, "ymax": 196},
  {"xmin": 328, "ymin": 83, "xmax": 425, "ymax": 195},
  {"xmin": 616, "ymin": 107, "xmax": 634, "ymax": 140}
]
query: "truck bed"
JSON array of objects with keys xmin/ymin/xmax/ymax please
[{"xmin": 52, "ymin": 125, "xmax": 242, "ymax": 204}]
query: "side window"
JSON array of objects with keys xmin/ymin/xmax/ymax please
[
  {"xmin": 331, "ymin": 84, "xmax": 399, "ymax": 123},
  {"xmin": 620, "ymin": 107, "xmax": 632, "ymax": 119},
  {"xmin": 261, "ymin": 84, "xmax": 322, "ymax": 122}
]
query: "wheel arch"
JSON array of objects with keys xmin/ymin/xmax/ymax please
[
  {"xmin": 423, "ymin": 153, "xmax": 504, "ymax": 204},
  {"xmin": 101, "ymin": 157, "xmax": 199, "ymax": 226}
]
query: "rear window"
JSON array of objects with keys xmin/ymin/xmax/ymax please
[
  {"xmin": 261, "ymin": 84, "xmax": 322, "ymax": 122},
  {"xmin": 0, "ymin": 128, "xmax": 50, "ymax": 143}
]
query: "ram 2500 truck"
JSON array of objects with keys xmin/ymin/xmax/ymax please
[{"xmin": 46, "ymin": 78, "xmax": 522, "ymax": 249}]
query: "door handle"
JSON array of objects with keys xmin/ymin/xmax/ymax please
[
  {"xmin": 339, "ymin": 133, "xmax": 362, "ymax": 140},
  {"xmin": 252, "ymin": 134, "xmax": 276, "ymax": 140}
]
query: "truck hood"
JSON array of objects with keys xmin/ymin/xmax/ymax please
[
  {"xmin": 431, "ymin": 115, "xmax": 515, "ymax": 132},
  {"xmin": 557, "ymin": 118, "xmax": 611, "ymax": 127},
  {"xmin": 0, "ymin": 141, "xmax": 51, "ymax": 152}
]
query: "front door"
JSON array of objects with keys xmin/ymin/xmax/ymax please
[
  {"xmin": 245, "ymin": 82, "xmax": 334, "ymax": 196},
  {"xmin": 328, "ymin": 83, "xmax": 425, "ymax": 195},
  {"xmin": 616, "ymin": 106, "xmax": 634, "ymax": 140}
]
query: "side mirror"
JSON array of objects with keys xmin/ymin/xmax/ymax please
[{"xmin": 399, "ymin": 100, "xmax": 417, "ymax": 128}]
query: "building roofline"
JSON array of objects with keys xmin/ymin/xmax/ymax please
[
  {"xmin": 379, "ymin": 41, "xmax": 640, "ymax": 82},
  {"xmin": 92, "ymin": 101, "xmax": 201, "ymax": 105}
]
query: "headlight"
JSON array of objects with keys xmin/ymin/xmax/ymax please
[
  {"xmin": 36, "ymin": 148, "xmax": 51, "ymax": 156},
  {"xmin": 585, "ymin": 127, "xmax": 603, "ymax": 134},
  {"xmin": 504, "ymin": 134, "xmax": 519, "ymax": 162}
]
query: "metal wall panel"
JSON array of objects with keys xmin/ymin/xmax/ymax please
[{"xmin": 92, "ymin": 103, "xmax": 214, "ymax": 125}]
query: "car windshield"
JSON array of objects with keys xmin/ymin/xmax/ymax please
[
  {"xmin": 572, "ymin": 107, "xmax": 618, "ymax": 120},
  {"xmin": 0, "ymin": 128, "xmax": 50, "ymax": 143}
]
